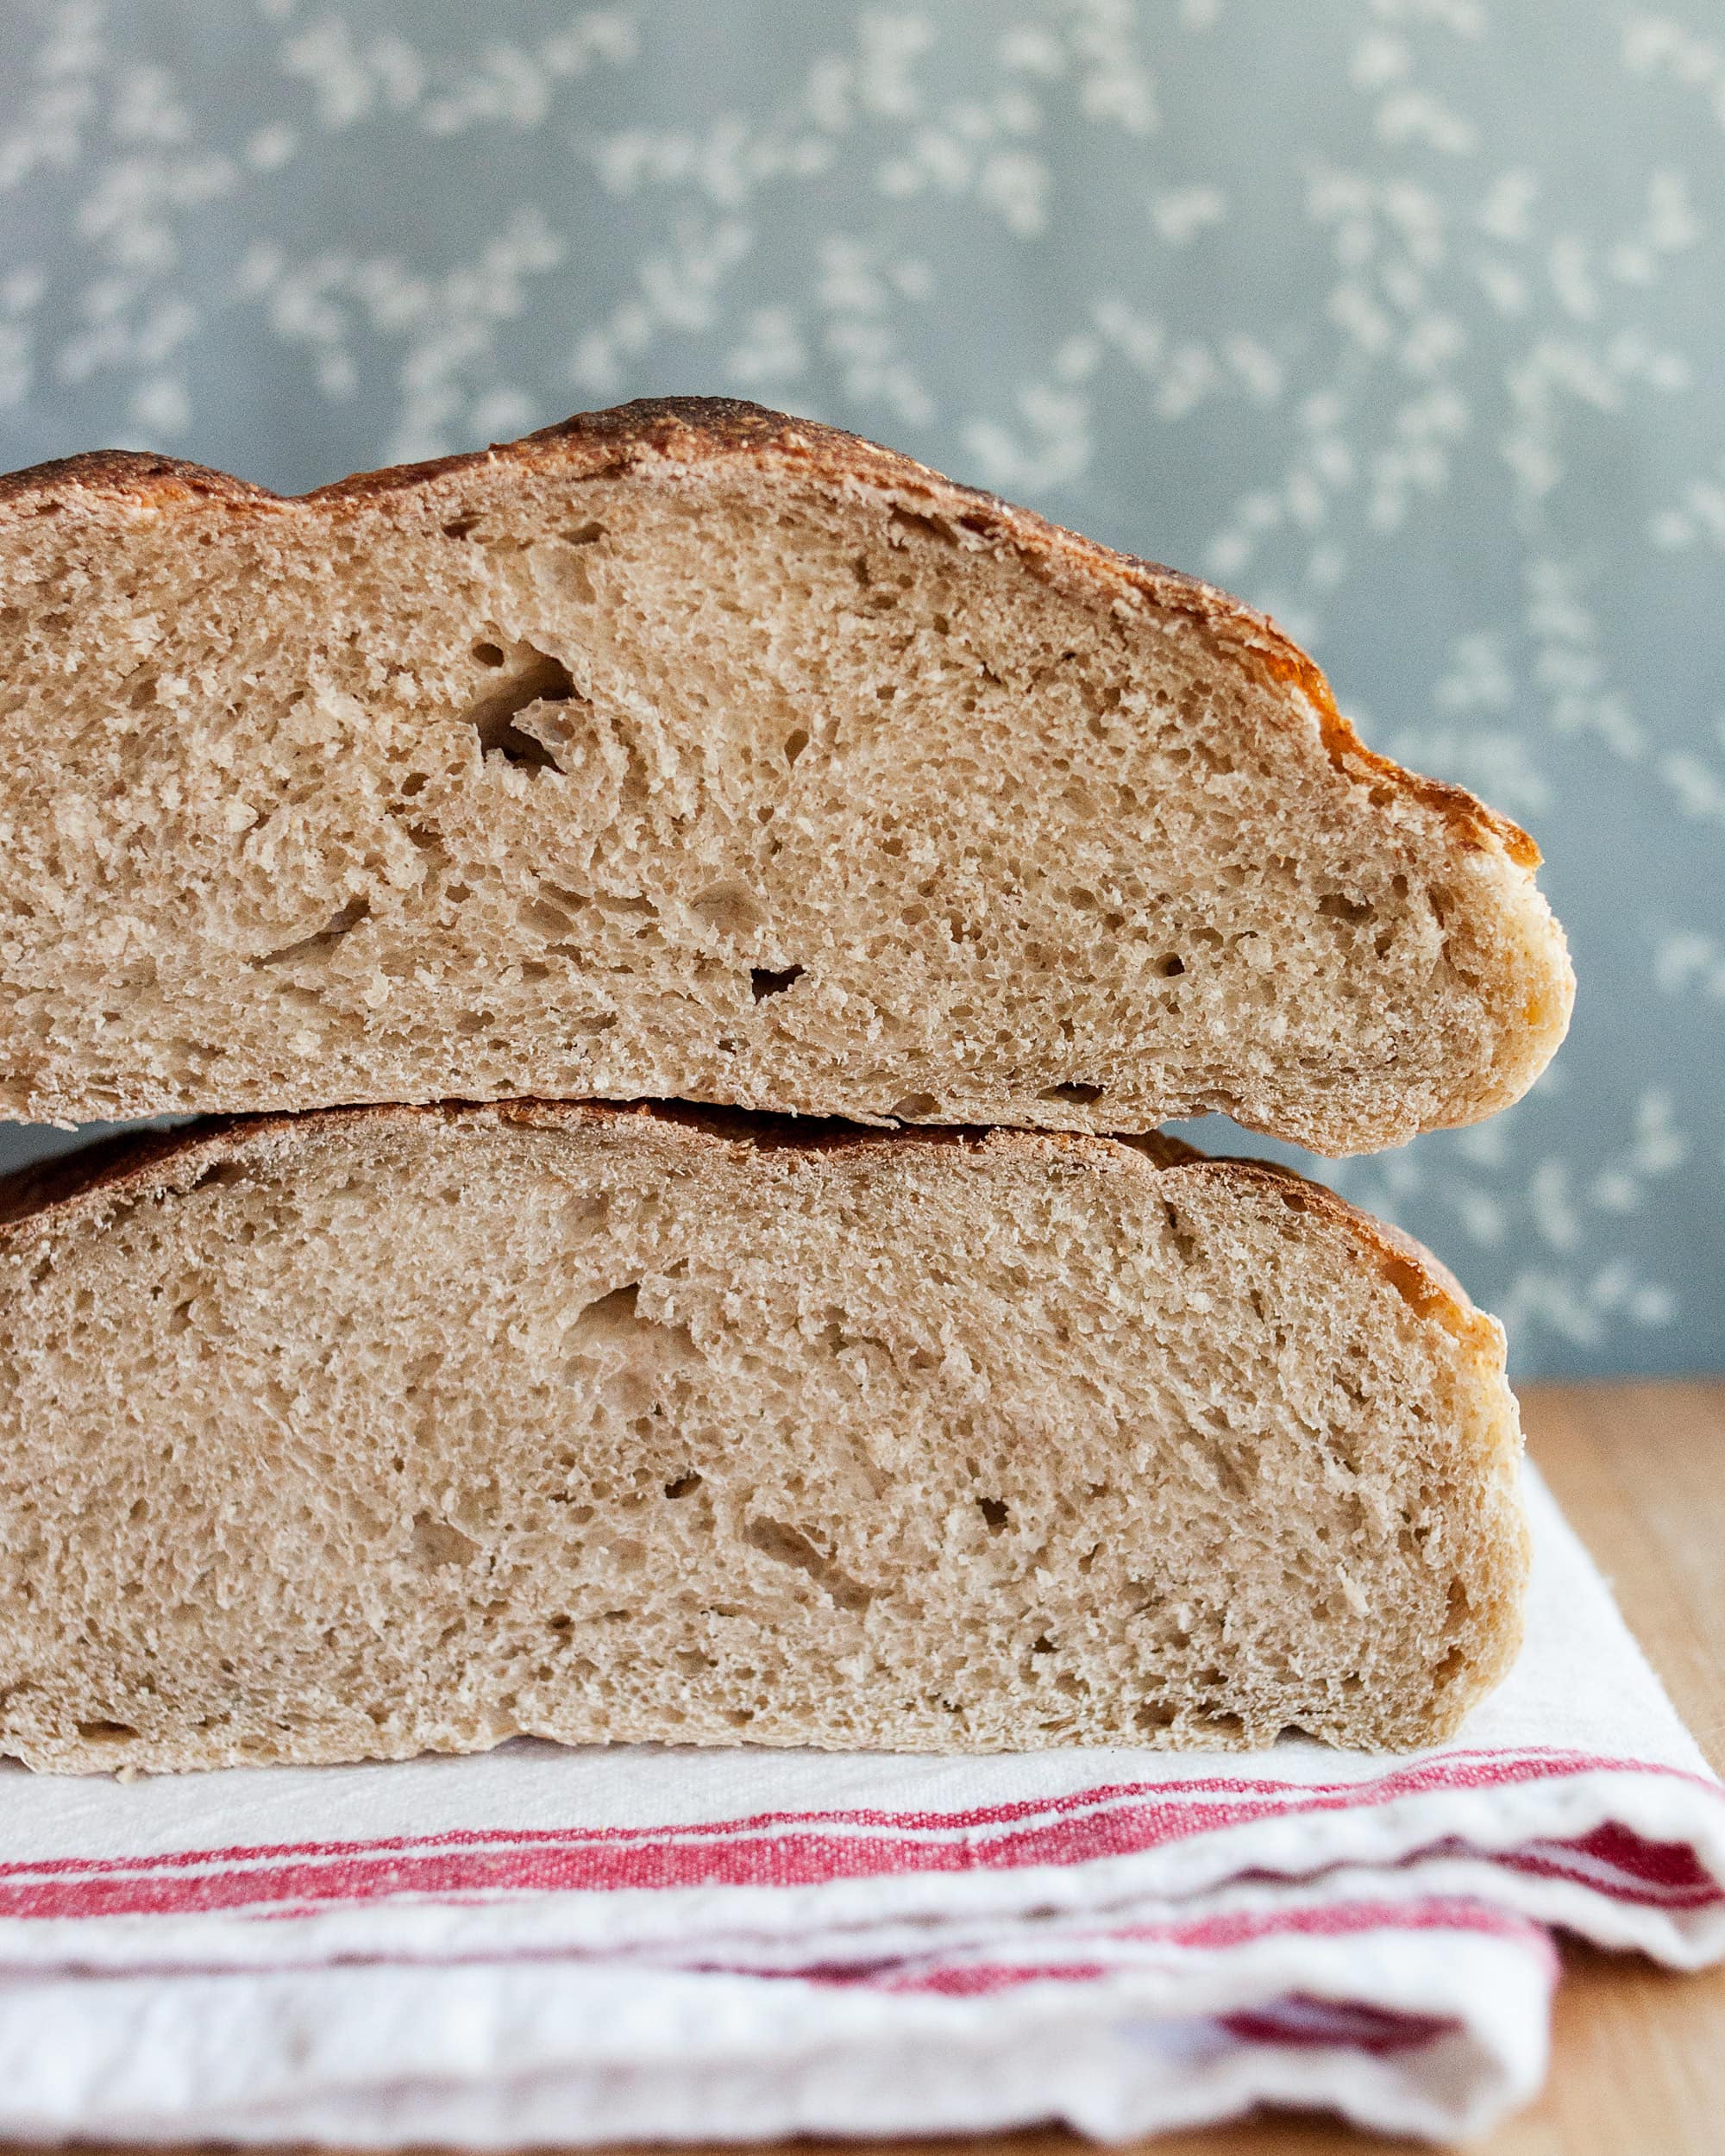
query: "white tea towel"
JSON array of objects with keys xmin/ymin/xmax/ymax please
[{"xmin": 0, "ymin": 1467, "xmax": 1719, "ymax": 2146}]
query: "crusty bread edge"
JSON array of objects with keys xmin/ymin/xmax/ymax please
[{"xmin": 0, "ymin": 395, "xmax": 1541, "ymax": 874}]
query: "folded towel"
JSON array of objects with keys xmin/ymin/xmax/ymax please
[{"xmin": 0, "ymin": 1468, "xmax": 1719, "ymax": 2146}]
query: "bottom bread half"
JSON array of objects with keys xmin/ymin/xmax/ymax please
[{"xmin": 0, "ymin": 1103, "xmax": 1527, "ymax": 1772}]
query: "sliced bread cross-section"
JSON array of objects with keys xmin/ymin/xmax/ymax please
[
  {"xmin": 0, "ymin": 398, "xmax": 1571, "ymax": 1151},
  {"xmin": 0, "ymin": 1102, "xmax": 1527, "ymax": 1773}
]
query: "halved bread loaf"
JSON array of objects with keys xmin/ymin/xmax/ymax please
[
  {"xmin": 0, "ymin": 398, "xmax": 1568, "ymax": 1151},
  {"xmin": 0, "ymin": 1101, "xmax": 1527, "ymax": 1773}
]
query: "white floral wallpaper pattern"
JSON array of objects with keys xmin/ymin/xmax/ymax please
[{"xmin": 2, "ymin": 0, "xmax": 1721, "ymax": 1376}]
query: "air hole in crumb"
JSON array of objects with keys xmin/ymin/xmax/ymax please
[
  {"xmin": 892, "ymin": 1092, "xmax": 938, "ymax": 1119},
  {"xmin": 562, "ymin": 1195, "xmax": 611, "ymax": 1245},
  {"xmin": 563, "ymin": 521, "xmax": 605, "ymax": 545},
  {"xmin": 411, "ymin": 1514, "xmax": 480, "ymax": 1567},
  {"xmin": 743, "ymin": 1517, "xmax": 872, "ymax": 1611},
  {"xmin": 185, "ymin": 1159, "xmax": 250, "ymax": 1197},
  {"xmin": 889, "ymin": 505, "xmax": 951, "ymax": 545},
  {"xmin": 783, "ymin": 728, "xmax": 809, "ymax": 766},
  {"xmin": 1032, "ymin": 1634, "xmax": 1055, "ymax": 1655},
  {"xmin": 1134, "ymin": 1702, "xmax": 1176, "ymax": 1733},
  {"xmin": 460, "ymin": 643, "xmax": 576, "ymax": 770},
  {"xmin": 750, "ymin": 964, "xmax": 803, "ymax": 1002},
  {"xmin": 1199, "ymin": 1709, "xmax": 1245, "ymax": 1739},
  {"xmin": 977, "ymin": 1497, "xmax": 1010, "ymax": 1533},
  {"xmin": 442, "ymin": 515, "xmax": 480, "ymax": 540},
  {"xmin": 1157, "ymin": 954, "xmax": 1186, "ymax": 977},
  {"xmin": 77, "ymin": 1720, "xmax": 139, "ymax": 1742},
  {"xmin": 664, "ymin": 1473, "xmax": 703, "ymax": 1500},
  {"xmin": 1039, "ymin": 1081, "xmax": 1104, "ymax": 1105},
  {"xmin": 1319, "ymin": 893, "xmax": 1375, "ymax": 925},
  {"xmin": 694, "ymin": 881, "xmax": 768, "ymax": 940},
  {"xmin": 1162, "ymin": 1202, "xmax": 1201, "ymax": 1267},
  {"xmin": 254, "ymin": 896, "xmax": 371, "ymax": 968},
  {"xmin": 574, "ymin": 1281, "xmax": 642, "ymax": 1334},
  {"xmin": 571, "ymin": 1284, "xmax": 697, "ymax": 1365}
]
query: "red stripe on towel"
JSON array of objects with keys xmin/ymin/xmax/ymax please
[{"xmin": 0, "ymin": 1752, "xmax": 1716, "ymax": 1921}]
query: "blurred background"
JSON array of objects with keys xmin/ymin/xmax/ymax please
[{"xmin": 1, "ymin": 0, "xmax": 1720, "ymax": 1376}]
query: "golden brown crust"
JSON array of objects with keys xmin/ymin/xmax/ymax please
[
  {"xmin": 0, "ymin": 1102, "xmax": 1487, "ymax": 1353},
  {"xmin": 0, "ymin": 1125, "xmax": 214, "ymax": 1230},
  {"xmin": 0, "ymin": 398, "xmax": 1539, "ymax": 872},
  {"xmin": 0, "ymin": 448, "xmax": 277, "ymax": 510},
  {"xmin": 1170, "ymin": 1153, "xmax": 1482, "ymax": 1339}
]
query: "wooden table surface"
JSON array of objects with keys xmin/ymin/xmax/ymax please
[{"xmin": 78, "ymin": 1379, "xmax": 1725, "ymax": 2156}]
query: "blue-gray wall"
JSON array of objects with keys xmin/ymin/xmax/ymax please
[{"xmin": 2, "ymin": 1, "xmax": 1721, "ymax": 1376}]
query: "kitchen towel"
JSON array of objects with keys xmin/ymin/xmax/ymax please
[{"xmin": 0, "ymin": 1466, "xmax": 1719, "ymax": 2146}]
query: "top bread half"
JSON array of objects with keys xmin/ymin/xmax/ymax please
[{"xmin": 0, "ymin": 398, "xmax": 1571, "ymax": 1152}]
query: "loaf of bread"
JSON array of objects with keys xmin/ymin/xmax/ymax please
[
  {"xmin": 0, "ymin": 1101, "xmax": 1527, "ymax": 1773},
  {"xmin": 0, "ymin": 398, "xmax": 1569, "ymax": 1153}
]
